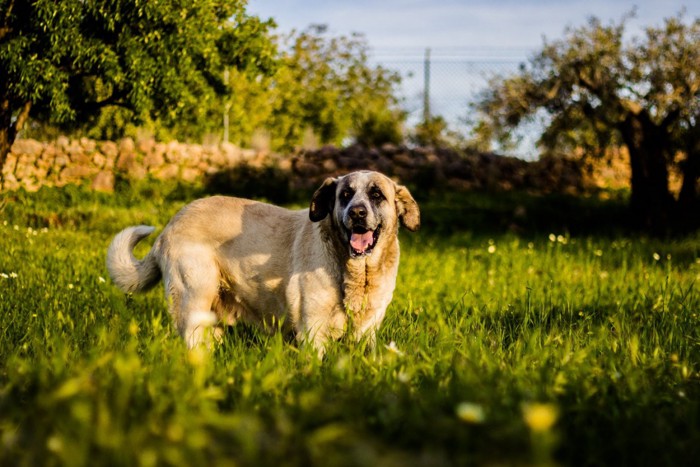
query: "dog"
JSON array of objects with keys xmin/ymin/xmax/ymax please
[{"xmin": 106, "ymin": 170, "xmax": 420, "ymax": 355}]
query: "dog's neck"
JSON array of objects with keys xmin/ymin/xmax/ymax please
[{"xmin": 341, "ymin": 235, "xmax": 399, "ymax": 319}]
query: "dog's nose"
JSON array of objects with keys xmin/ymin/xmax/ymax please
[{"xmin": 349, "ymin": 205, "xmax": 367, "ymax": 220}]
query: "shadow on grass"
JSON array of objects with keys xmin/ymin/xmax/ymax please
[
  {"xmin": 203, "ymin": 163, "xmax": 302, "ymax": 205},
  {"xmin": 200, "ymin": 164, "xmax": 638, "ymax": 238},
  {"xmin": 414, "ymin": 189, "xmax": 634, "ymax": 239},
  {"xmin": 3, "ymin": 167, "xmax": 696, "ymax": 246}
]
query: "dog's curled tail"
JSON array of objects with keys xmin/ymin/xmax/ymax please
[{"xmin": 106, "ymin": 225, "xmax": 162, "ymax": 293}]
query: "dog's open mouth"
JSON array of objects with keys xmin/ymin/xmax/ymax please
[{"xmin": 347, "ymin": 226, "xmax": 380, "ymax": 257}]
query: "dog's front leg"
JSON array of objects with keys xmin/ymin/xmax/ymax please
[
  {"xmin": 298, "ymin": 308, "xmax": 347, "ymax": 359},
  {"xmin": 184, "ymin": 310, "xmax": 222, "ymax": 349}
]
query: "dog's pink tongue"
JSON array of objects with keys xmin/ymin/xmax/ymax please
[{"xmin": 350, "ymin": 231, "xmax": 374, "ymax": 253}]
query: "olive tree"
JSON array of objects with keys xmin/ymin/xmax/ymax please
[{"xmin": 474, "ymin": 13, "xmax": 700, "ymax": 231}]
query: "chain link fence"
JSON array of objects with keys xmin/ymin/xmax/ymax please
[{"xmin": 370, "ymin": 48, "xmax": 542, "ymax": 159}]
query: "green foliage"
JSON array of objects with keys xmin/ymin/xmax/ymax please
[
  {"xmin": 223, "ymin": 25, "xmax": 405, "ymax": 151},
  {"xmin": 1, "ymin": 183, "xmax": 700, "ymax": 466},
  {"xmin": 0, "ymin": 0, "xmax": 277, "ymax": 153},
  {"xmin": 411, "ymin": 116, "xmax": 449, "ymax": 147},
  {"xmin": 473, "ymin": 12, "xmax": 700, "ymax": 230},
  {"xmin": 18, "ymin": 22, "xmax": 405, "ymax": 150},
  {"xmin": 475, "ymin": 12, "xmax": 699, "ymax": 157}
]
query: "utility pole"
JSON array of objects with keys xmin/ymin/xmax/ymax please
[
  {"xmin": 223, "ymin": 68, "xmax": 230, "ymax": 144},
  {"xmin": 423, "ymin": 48, "xmax": 431, "ymax": 124}
]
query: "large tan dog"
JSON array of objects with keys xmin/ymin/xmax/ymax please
[{"xmin": 106, "ymin": 170, "xmax": 420, "ymax": 355}]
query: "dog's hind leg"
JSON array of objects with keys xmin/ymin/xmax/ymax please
[{"xmin": 164, "ymin": 247, "xmax": 222, "ymax": 349}]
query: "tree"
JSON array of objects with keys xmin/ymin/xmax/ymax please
[
  {"xmin": 223, "ymin": 25, "xmax": 403, "ymax": 151},
  {"xmin": 473, "ymin": 13, "xmax": 700, "ymax": 231},
  {"xmin": 0, "ymin": 0, "xmax": 276, "ymax": 172}
]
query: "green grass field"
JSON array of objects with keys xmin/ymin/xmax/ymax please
[{"xmin": 1, "ymin": 181, "xmax": 699, "ymax": 466}]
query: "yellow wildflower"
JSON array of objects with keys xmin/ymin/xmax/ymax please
[{"xmin": 523, "ymin": 403, "xmax": 558, "ymax": 432}]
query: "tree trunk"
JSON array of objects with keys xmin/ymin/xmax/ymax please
[
  {"xmin": 0, "ymin": 127, "xmax": 10, "ymax": 173},
  {"xmin": 0, "ymin": 111, "xmax": 12, "ymax": 182},
  {"xmin": 618, "ymin": 112, "xmax": 674, "ymax": 233},
  {"xmin": 0, "ymin": 100, "xmax": 31, "ymax": 182},
  {"xmin": 677, "ymin": 135, "xmax": 700, "ymax": 231}
]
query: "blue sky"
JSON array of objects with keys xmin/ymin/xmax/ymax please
[
  {"xmin": 247, "ymin": 0, "xmax": 699, "ymax": 50},
  {"xmin": 246, "ymin": 1, "xmax": 698, "ymax": 157}
]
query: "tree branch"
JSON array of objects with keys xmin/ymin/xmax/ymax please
[
  {"xmin": 0, "ymin": 0, "xmax": 15, "ymax": 41},
  {"xmin": 0, "ymin": 27, "xmax": 12, "ymax": 41},
  {"xmin": 572, "ymin": 60, "xmax": 631, "ymax": 117},
  {"xmin": 6, "ymin": 100, "xmax": 31, "ymax": 144},
  {"xmin": 13, "ymin": 100, "xmax": 31, "ymax": 135}
]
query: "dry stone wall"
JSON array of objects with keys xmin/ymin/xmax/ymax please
[
  {"xmin": 2, "ymin": 137, "xmax": 263, "ymax": 193},
  {"xmin": 2, "ymin": 137, "xmax": 629, "ymax": 195}
]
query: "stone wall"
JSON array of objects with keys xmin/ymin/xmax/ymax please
[
  {"xmin": 2, "ymin": 137, "xmax": 630, "ymax": 194},
  {"xmin": 1, "ymin": 136, "xmax": 263, "ymax": 193}
]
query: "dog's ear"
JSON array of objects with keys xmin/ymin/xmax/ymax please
[
  {"xmin": 395, "ymin": 184, "xmax": 420, "ymax": 231},
  {"xmin": 310, "ymin": 177, "xmax": 337, "ymax": 222}
]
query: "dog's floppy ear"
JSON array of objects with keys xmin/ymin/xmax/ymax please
[
  {"xmin": 395, "ymin": 184, "xmax": 420, "ymax": 231},
  {"xmin": 310, "ymin": 177, "xmax": 337, "ymax": 222}
]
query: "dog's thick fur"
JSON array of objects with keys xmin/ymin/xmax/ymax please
[{"xmin": 106, "ymin": 171, "xmax": 420, "ymax": 354}]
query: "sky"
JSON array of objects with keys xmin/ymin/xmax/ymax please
[
  {"xmin": 246, "ymin": 1, "xmax": 698, "ymax": 157},
  {"xmin": 247, "ymin": 0, "xmax": 699, "ymax": 51}
]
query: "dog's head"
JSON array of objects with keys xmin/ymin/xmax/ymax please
[{"xmin": 309, "ymin": 171, "xmax": 420, "ymax": 258}]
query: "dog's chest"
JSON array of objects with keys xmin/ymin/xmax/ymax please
[{"xmin": 342, "ymin": 258, "xmax": 397, "ymax": 322}]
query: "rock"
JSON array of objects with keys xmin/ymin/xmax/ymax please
[
  {"xmin": 322, "ymin": 158, "xmax": 338, "ymax": 172},
  {"xmin": 60, "ymin": 165, "xmax": 96, "ymax": 183},
  {"xmin": 393, "ymin": 152, "xmax": 414, "ymax": 167},
  {"xmin": 143, "ymin": 151, "xmax": 165, "ymax": 169},
  {"xmin": 294, "ymin": 159, "xmax": 321, "ymax": 176},
  {"xmin": 69, "ymin": 152, "xmax": 91, "ymax": 166},
  {"xmin": 153, "ymin": 164, "xmax": 179, "ymax": 181},
  {"xmin": 2, "ymin": 155, "xmax": 17, "ymax": 175},
  {"xmin": 128, "ymin": 165, "xmax": 147, "ymax": 181},
  {"xmin": 11, "ymin": 139, "xmax": 44, "ymax": 157},
  {"xmin": 80, "ymin": 137, "xmax": 96, "ymax": 153},
  {"xmin": 220, "ymin": 143, "xmax": 241, "ymax": 166},
  {"xmin": 115, "ymin": 151, "xmax": 137, "ymax": 172},
  {"xmin": 92, "ymin": 153, "xmax": 107, "ymax": 169},
  {"xmin": 119, "ymin": 137, "xmax": 135, "ymax": 155},
  {"xmin": 136, "ymin": 138, "xmax": 155, "ymax": 155},
  {"xmin": 181, "ymin": 167, "xmax": 201, "ymax": 183},
  {"xmin": 99, "ymin": 141, "xmax": 119, "ymax": 160},
  {"xmin": 91, "ymin": 171, "xmax": 114, "ymax": 192},
  {"xmin": 56, "ymin": 136, "xmax": 70, "ymax": 150},
  {"xmin": 165, "ymin": 141, "xmax": 185, "ymax": 164},
  {"xmin": 185, "ymin": 145, "xmax": 203, "ymax": 167}
]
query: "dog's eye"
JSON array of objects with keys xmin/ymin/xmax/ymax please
[
  {"xmin": 340, "ymin": 189, "xmax": 354, "ymax": 202},
  {"xmin": 370, "ymin": 189, "xmax": 384, "ymax": 201}
]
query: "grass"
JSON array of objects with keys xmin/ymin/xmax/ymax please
[{"xmin": 1, "ymin": 180, "xmax": 699, "ymax": 466}]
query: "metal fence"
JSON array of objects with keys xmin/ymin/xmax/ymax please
[{"xmin": 370, "ymin": 48, "xmax": 540, "ymax": 158}]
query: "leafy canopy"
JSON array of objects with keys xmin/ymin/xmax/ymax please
[
  {"xmin": 0, "ymin": 0, "xmax": 276, "ymax": 141},
  {"xmin": 222, "ymin": 25, "xmax": 404, "ymax": 150},
  {"xmin": 473, "ymin": 12, "xmax": 700, "ymax": 160}
]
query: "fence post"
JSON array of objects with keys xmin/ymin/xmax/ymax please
[{"xmin": 423, "ymin": 48, "xmax": 431, "ymax": 124}]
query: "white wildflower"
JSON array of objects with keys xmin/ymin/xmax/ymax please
[
  {"xmin": 456, "ymin": 402, "xmax": 486, "ymax": 424},
  {"xmin": 385, "ymin": 341, "xmax": 404, "ymax": 356}
]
